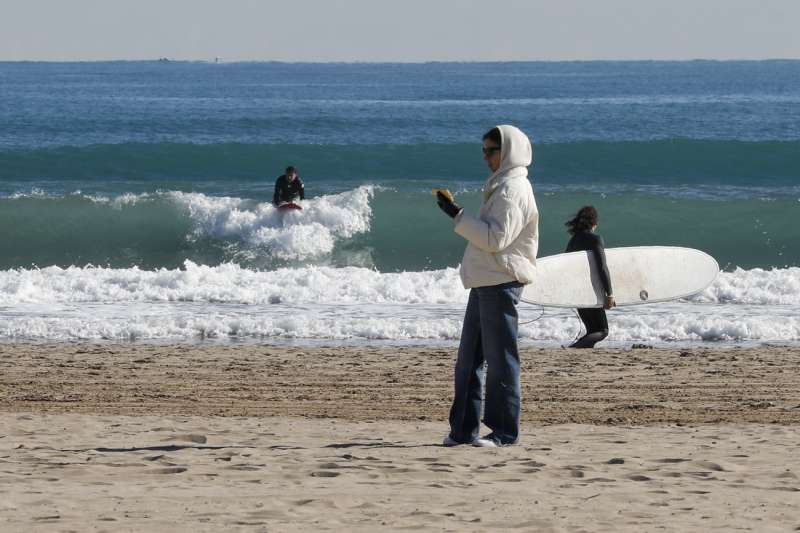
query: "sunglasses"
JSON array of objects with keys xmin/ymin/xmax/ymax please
[{"xmin": 482, "ymin": 146, "xmax": 501, "ymax": 156}]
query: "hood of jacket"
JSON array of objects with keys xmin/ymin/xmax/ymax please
[{"xmin": 483, "ymin": 125, "xmax": 533, "ymax": 200}]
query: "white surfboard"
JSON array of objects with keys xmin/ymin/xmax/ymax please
[{"xmin": 520, "ymin": 246, "xmax": 719, "ymax": 308}]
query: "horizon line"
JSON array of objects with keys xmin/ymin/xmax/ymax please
[{"xmin": 1, "ymin": 57, "xmax": 800, "ymax": 65}]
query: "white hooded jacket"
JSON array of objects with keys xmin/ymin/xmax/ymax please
[{"xmin": 453, "ymin": 125, "xmax": 539, "ymax": 288}]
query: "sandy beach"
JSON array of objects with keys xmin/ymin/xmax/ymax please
[{"xmin": 1, "ymin": 344, "xmax": 799, "ymax": 531}]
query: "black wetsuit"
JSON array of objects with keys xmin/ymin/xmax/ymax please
[
  {"xmin": 273, "ymin": 175, "xmax": 305, "ymax": 205},
  {"xmin": 566, "ymin": 230, "xmax": 613, "ymax": 348}
]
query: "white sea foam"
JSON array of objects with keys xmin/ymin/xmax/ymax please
[
  {"xmin": 0, "ymin": 303, "xmax": 465, "ymax": 342},
  {"xmin": 167, "ymin": 186, "xmax": 374, "ymax": 260},
  {"xmin": 7, "ymin": 187, "xmax": 53, "ymax": 199},
  {"xmin": 0, "ymin": 262, "xmax": 465, "ymax": 306},
  {"xmin": 1, "ymin": 301, "xmax": 798, "ymax": 344},
  {"xmin": 693, "ymin": 267, "xmax": 800, "ymax": 305},
  {"xmin": 1, "ymin": 264, "xmax": 799, "ymax": 344},
  {"xmin": 518, "ymin": 305, "xmax": 800, "ymax": 344},
  {"xmin": 2, "ymin": 262, "xmax": 798, "ymax": 307}
]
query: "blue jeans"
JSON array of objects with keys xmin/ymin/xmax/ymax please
[{"xmin": 448, "ymin": 281, "xmax": 523, "ymax": 445}]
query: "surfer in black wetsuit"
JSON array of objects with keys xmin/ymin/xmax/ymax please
[
  {"xmin": 565, "ymin": 206, "xmax": 615, "ymax": 348},
  {"xmin": 273, "ymin": 166, "xmax": 305, "ymax": 206}
]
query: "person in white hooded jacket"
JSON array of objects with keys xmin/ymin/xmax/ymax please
[{"xmin": 436, "ymin": 125, "xmax": 538, "ymax": 447}]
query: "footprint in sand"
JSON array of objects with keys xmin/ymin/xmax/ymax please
[
  {"xmin": 563, "ymin": 465, "xmax": 588, "ymax": 478},
  {"xmin": 692, "ymin": 460, "xmax": 731, "ymax": 472},
  {"xmin": 144, "ymin": 454, "xmax": 181, "ymax": 466},
  {"xmin": 514, "ymin": 459, "xmax": 546, "ymax": 468},
  {"xmin": 316, "ymin": 462, "xmax": 343, "ymax": 469},
  {"xmin": 33, "ymin": 515, "xmax": 60, "ymax": 521},
  {"xmin": 150, "ymin": 466, "xmax": 187, "ymax": 474},
  {"xmin": 226, "ymin": 465, "xmax": 262, "ymax": 471},
  {"xmin": 311, "ymin": 470, "xmax": 340, "ymax": 478},
  {"xmin": 160, "ymin": 434, "xmax": 207, "ymax": 444}
]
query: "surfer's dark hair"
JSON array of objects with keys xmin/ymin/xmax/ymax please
[
  {"xmin": 482, "ymin": 127, "xmax": 502, "ymax": 147},
  {"xmin": 286, "ymin": 166, "xmax": 297, "ymax": 174},
  {"xmin": 566, "ymin": 205, "xmax": 598, "ymax": 235}
]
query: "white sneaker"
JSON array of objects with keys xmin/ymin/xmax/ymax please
[
  {"xmin": 472, "ymin": 437, "xmax": 499, "ymax": 448},
  {"xmin": 443, "ymin": 435, "xmax": 502, "ymax": 448},
  {"xmin": 442, "ymin": 435, "xmax": 463, "ymax": 447}
]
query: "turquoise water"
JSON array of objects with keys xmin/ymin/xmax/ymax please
[
  {"xmin": 2, "ymin": 140, "xmax": 800, "ymax": 184},
  {"xmin": 1, "ymin": 187, "xmax": 796, "ymax": 271}
]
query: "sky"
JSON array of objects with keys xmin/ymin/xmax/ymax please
[{"xmin": 1, "ymin": 0, "xmax": 799, "ymax": 62}]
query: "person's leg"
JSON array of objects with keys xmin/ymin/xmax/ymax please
[
  {"xmin": 479, "ymin": 282, "xmax": 523, "ymax": 445},
  {"xmin": 570, "ymin": 308, "xmax": 608, "ymax": 348},
  {"xmin": 448, "ymin": 289, "xmax": 485, "ymax": 443}
]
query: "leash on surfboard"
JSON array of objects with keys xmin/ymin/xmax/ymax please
[
  {"xmin": 569, "ymin": 309, "xmax": 585, "ymax": 345},
  {"xmin": 518, "ymin": 304, "xmax": 585, "ymax": 345},
  {"xmin": 518, "ymin": 303, "xmax": 545, "ymax": 325}
]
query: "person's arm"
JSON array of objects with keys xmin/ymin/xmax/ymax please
[
  {"xmin": 454, "ymin": 191, "xmax": 529, "ymax": 253},
  {"xmin": 298, "ymin": 178, "xmax": 305, "ymax": 201},
  {"xmin": 565, "ymin": 235, "xmax": 575, "ymax": 253},
  {"xmin": 273, "ymin": 178, "xmax": 282, "ymax": 205},
  {"xmin": 590, "ymin": 235, "xmax": 615, "ymax": 308}
]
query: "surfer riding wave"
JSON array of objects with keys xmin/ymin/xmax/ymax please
[{"xmin": 273, "ymin": 165, "xmax": 305, "ymax": 207}]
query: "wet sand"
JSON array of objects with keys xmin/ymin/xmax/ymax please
[{"xmin": 2, "ymin": 343, "xmax": 799, "ymax": 424}]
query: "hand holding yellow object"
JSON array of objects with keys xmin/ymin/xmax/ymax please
[
  {"xmin": 432, "ymin": 188, "xmax": 462, "ymax": 219},
  {"xmin": 431, "ymin": 188, "xmax": 454, "ymax": 203}
]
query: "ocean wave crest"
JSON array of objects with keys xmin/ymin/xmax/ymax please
[
  {"xmin": 168, "ymin": 186, "xmax": 374, "ymax": 261},
  {"xmin": 1, "ymin": 263, "xmax": 799, "ymax": 343},
  {"xmin": 693, "ymin": 267, "xmax": 800, "ymax": 305},
  {"xmin": 0, "ymin": 186, "xmax": 376, "ymax": 269},
  {"xmin": 2, "ymin": 263, "xmax": 798, "ymax": 307},
  {"xmin": 0, "ymin": 261, "xmax": 464, "ymax": 306}
]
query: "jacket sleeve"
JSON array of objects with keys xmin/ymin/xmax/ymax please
[
  {"xmin": 273, "ymin": 178, "xmax": 281, "ymax": 205},
  {"xmin": 590, "ymin": 235, "xmax": 613, "ymax": 296},
  {"xmin": 453, "ymin": 191, "xmax": 527, "ymax": 253},
  {"xmin": 299, "ymin": 179, "xmax": 305, "ymax": 200}
]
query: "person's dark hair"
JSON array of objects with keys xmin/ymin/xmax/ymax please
[
  {"xmin": 565, "ymin": 205, "xmax": 599, "ymax": 235},
  {"xmin": 285, "ymin": 165, "xmax": 297, "ymax": 175},
  {"xmin": 482, "ymin": 127, "xmax": 502, "ymax": 147}
]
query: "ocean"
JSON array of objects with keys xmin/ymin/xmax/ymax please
[{"xmin": 1, "ymin": 60, "xmax": 799, "ymax": 345}]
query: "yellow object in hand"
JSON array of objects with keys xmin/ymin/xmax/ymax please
[{"xmin": 432, "ymin": 188, "xmax": 454, "ymax": 203}]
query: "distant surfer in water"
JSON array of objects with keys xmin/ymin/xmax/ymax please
[
  {"xmin": 565, "ymin": 205, "xmax": 615, "ymax": 348},
  {"xmin": 273, "ymin": 166, "xmax": 305, "ymax": 206},
  {"xmin": 435, "ymin": 125, "xmax": 539, "ymax": 448}
]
